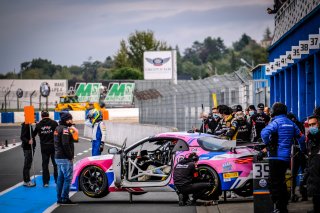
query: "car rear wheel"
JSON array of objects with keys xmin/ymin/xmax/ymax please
[
  {"xmin": 197, "ymin": 165, "xmax": 220, "ymax": 200},
  {"xmin": 80, "ymin": 166, "xmax": 109, "ymax": 198}
]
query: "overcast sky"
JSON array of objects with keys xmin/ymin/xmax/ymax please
[{"xmin": 0, "ymin": 0, "xmax": 274, "ymax": 74}]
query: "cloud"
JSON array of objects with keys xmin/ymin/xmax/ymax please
[{"xmin": 0, "ymin": 0, "xmax": 273, "ymax": 73}]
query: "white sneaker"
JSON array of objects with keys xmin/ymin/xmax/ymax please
[
  {"xmin": 23, "ymin": 181, "xmax": 36, "ymax": 187},
  {"xmin": 43, "ymin": 184, "xmax": 49, "ymax": 187}
]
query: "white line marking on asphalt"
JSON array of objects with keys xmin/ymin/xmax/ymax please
[
  {"xmin": 43, "ymin": 191, "xmax": 76, "ymax": 213},
  {"xmin": 83, "ymin": 150, "xmax": 88, "ymax": 153},
  {"xmin": 77, "ymin": 153, "xmax": 83, "ymax": 156},
  {"xmin": 79, "ymin": 136, "xmax": 121, "ymax": 148},
  {"xmin": 0, "ymin": 142, "xmax": 22, "ymax": 153},
  {"xmin": 0, "ymin": 175, "xmax": 40, "ymax": 196}
]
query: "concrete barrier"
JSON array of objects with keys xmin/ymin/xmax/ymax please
[{"xmin": 0, "ymin": 108, "xmax": 139, "ymax": 124}]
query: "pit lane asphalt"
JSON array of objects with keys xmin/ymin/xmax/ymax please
[{"xmin": 0, "ymin": 125, "xmax": 313, "ymax": 213}]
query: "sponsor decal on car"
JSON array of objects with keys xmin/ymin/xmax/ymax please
[
  {"xmin": 223, "ymin": 172, "xmax": 239, "ymax": 179},
  {"xmin": 259, "ymin": 179, "xmax": 268, "ymax": 188},
  {"xmin": 88, "ymin": 155, "xmax": 113, "ymax": 161},
  {"xmin": 222, "ymin": 162, "xmax": 232, "ymax": 172}
]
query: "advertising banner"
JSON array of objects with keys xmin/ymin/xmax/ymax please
[
  {"xmin": 0, "ymin": 79, "xmax": 67, "ymax": 109},
  {"xmin": 143, "ymin": 51, "xmax": 176, "ymax": 80},
  {"xmin": 68, "ymin": 81, "xmax": 135, "ymax": 107}
]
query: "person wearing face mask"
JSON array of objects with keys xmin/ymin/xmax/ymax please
[
  {"xmin": 306, "ymin": 115, "xmax": 320, "ymax": 213},
  {"xmin": 54, "ymin": 111, "xmax": 78, "ymax": 205},
  {"xmin": 214, "ymin": 105, "xmax": 234, "ymax": 139},
  {"xmin": 208, "ymin": 107, "xmax": 221, "ymax": 134},
  {"xmin": 234, "ymin": 111, "xmax": 252, "ymax": 143}
]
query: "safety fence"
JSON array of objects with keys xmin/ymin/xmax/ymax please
[{"xmin": 134, "ymin": 68, "xmax": 253, "ymax": 131}]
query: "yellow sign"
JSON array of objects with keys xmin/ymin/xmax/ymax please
[
  {"xmin": 223, "ymin": 172, "xmax": 239, "ymax": 179},
  {"xmin": 212, "ymin": 93, "xmax": 218, "ymax": 108}
]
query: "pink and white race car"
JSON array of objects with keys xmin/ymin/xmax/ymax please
[{"xmin": 71, "ymin": 132, "xmax": 257, "ymax": 200}]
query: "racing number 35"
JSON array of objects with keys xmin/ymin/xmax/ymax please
[{"xmin": 253, "ymin": 163, "xmax": 269, "ymax": 179}]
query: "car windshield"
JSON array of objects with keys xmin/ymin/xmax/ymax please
[{"xmin": 197, "ymin": 136, "xmax": 230, "ymax": 151}]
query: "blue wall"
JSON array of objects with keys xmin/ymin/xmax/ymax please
[{"xmin": 268, "ymin": 5, "xmax": 320, "ymax": 121}]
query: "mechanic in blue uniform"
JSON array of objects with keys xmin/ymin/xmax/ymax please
[
  {"xmin": 261, "ymin": 102, "xmax": 306, "ymax": 213},
  {"xmin": 87, "ymin": 109, "xmax": 106, "ymax": 156}
]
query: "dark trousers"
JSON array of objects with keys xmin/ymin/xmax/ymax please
[
  {"xmin": 177, "ymin": 182, "xmax": 210, "ymax": 201},
  {"xmin": 268, "ymin": 159, "xmax": 290, "ymax": 212},
  {"xmin": 41, "ymin": 145, "xmax": 58, "ymax": 185},
  {"xmin": 23, "ymin": 149, "xmax": 33, "ymax": 182}
]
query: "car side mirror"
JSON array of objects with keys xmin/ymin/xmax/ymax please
[{"xmin": 108, "ymin": 147, "xmax": 119, "ymax": 154}]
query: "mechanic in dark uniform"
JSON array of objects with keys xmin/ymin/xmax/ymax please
[
  {"xmin": 306, "ymin": 115, "xmax": 320, "ymax": 213},
  {"xmin": 173, "ymin": 153, "xmax": 211, "ymax": 206},
  {"xmin": 261, "ymin": 102, "xmax": 306, "ymax": 213},
  {"xmin": 250, "ymin": 103, "xmax": 270, "ymax": 142},
  {"xmin": 287, "ymin": 112, "xmax": 307, "ymax": 202},
  {"xmin": 234, "ymin": 111, "xmax": 252, "ymax": 143},
  {"xmin": 33, "ymin": 111, "xmax": 58, "ymax": 187}
]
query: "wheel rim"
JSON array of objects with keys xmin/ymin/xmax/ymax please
[
  {"xmin": 198, "ymin": 167, "xmax": 219, "ymax": 196},
  {"xmin": 81, "ymin": 167, "xmax": 105, "ymax": 194}
]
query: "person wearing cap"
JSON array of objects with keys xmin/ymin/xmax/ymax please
[
  {"xmin": 33, "ymin": 111, "xmax": 58, "ymax": 187},
  {"xmin": 173, "ymin": 153, "xmax": 213, "ymax": 206},
  {"xmin": 54, "ymin": 111, "xmax": 77, "ymax": 205},
  {"xmin": 250, "ymin": 103, "xmax": 270, "ymax": 142}
]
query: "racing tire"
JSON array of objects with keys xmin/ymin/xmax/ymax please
[
  {"xmin": 80, "ymin": 166, "xmax": 109, "ymax": 198},
  {"xmin": 197, "ymin": 165, "xmax": 220, "ymax": 200}
]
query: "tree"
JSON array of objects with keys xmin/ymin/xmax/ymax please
[
  {"xmin": 114, "ymin": 30, "xmax": 171, "ymax": 72},
  {"xmin": 111, "ymin": 67, "xmax": 143, "ymax": 80},
  {"xmin": 114, "ymin": 40, "xmax": 131, "ymax": 69},
  {"xmin": 263, "ymin": 27, "xmax": 272, "ymax": 40},
  {"xmin": 233, "ymin": 34, "xmax": 252, "ymax": 51}
]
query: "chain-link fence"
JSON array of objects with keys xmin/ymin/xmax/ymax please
[{"xmin": 134, "ymin": 67, "xmax": 254, "ymax": 131}]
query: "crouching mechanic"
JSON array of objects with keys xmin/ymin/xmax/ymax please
[
  {"xmin": 87, "ymin": 109, "xmax": 106, "ymax": 156},
  {"xmin": 173, "ymin": 153, "xmax": 212, "ymax": 206}
]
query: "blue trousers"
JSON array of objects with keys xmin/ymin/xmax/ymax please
[
  {"xmin": 92, "ymin": 140, "xmax": 101, "ymax": 156},
  {"xmin": 55, "ymin": 159, "xmax": 73, "ymax": 202}
]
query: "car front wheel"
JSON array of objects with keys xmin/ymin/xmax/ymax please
[{"xmin": 80, "ymin": 166, "xmax": 109, "ymax": 198}]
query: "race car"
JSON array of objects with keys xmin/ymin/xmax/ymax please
[{"xmin": 71, "ymin": 132, "xmax": 257, "ymax": 200}]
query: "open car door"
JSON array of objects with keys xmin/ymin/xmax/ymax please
[
  {"xmin": 121, "ymin": 138, "xmax": 189, "ymax": 190},
  {"xmin": 112, "ymin": 138, "xmax": 127, "ymax": 188}
]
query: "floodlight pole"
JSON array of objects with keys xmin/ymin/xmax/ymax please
[{"xmin": 172, "ymin": 50, "xmax": 178, "ymax": 129}]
